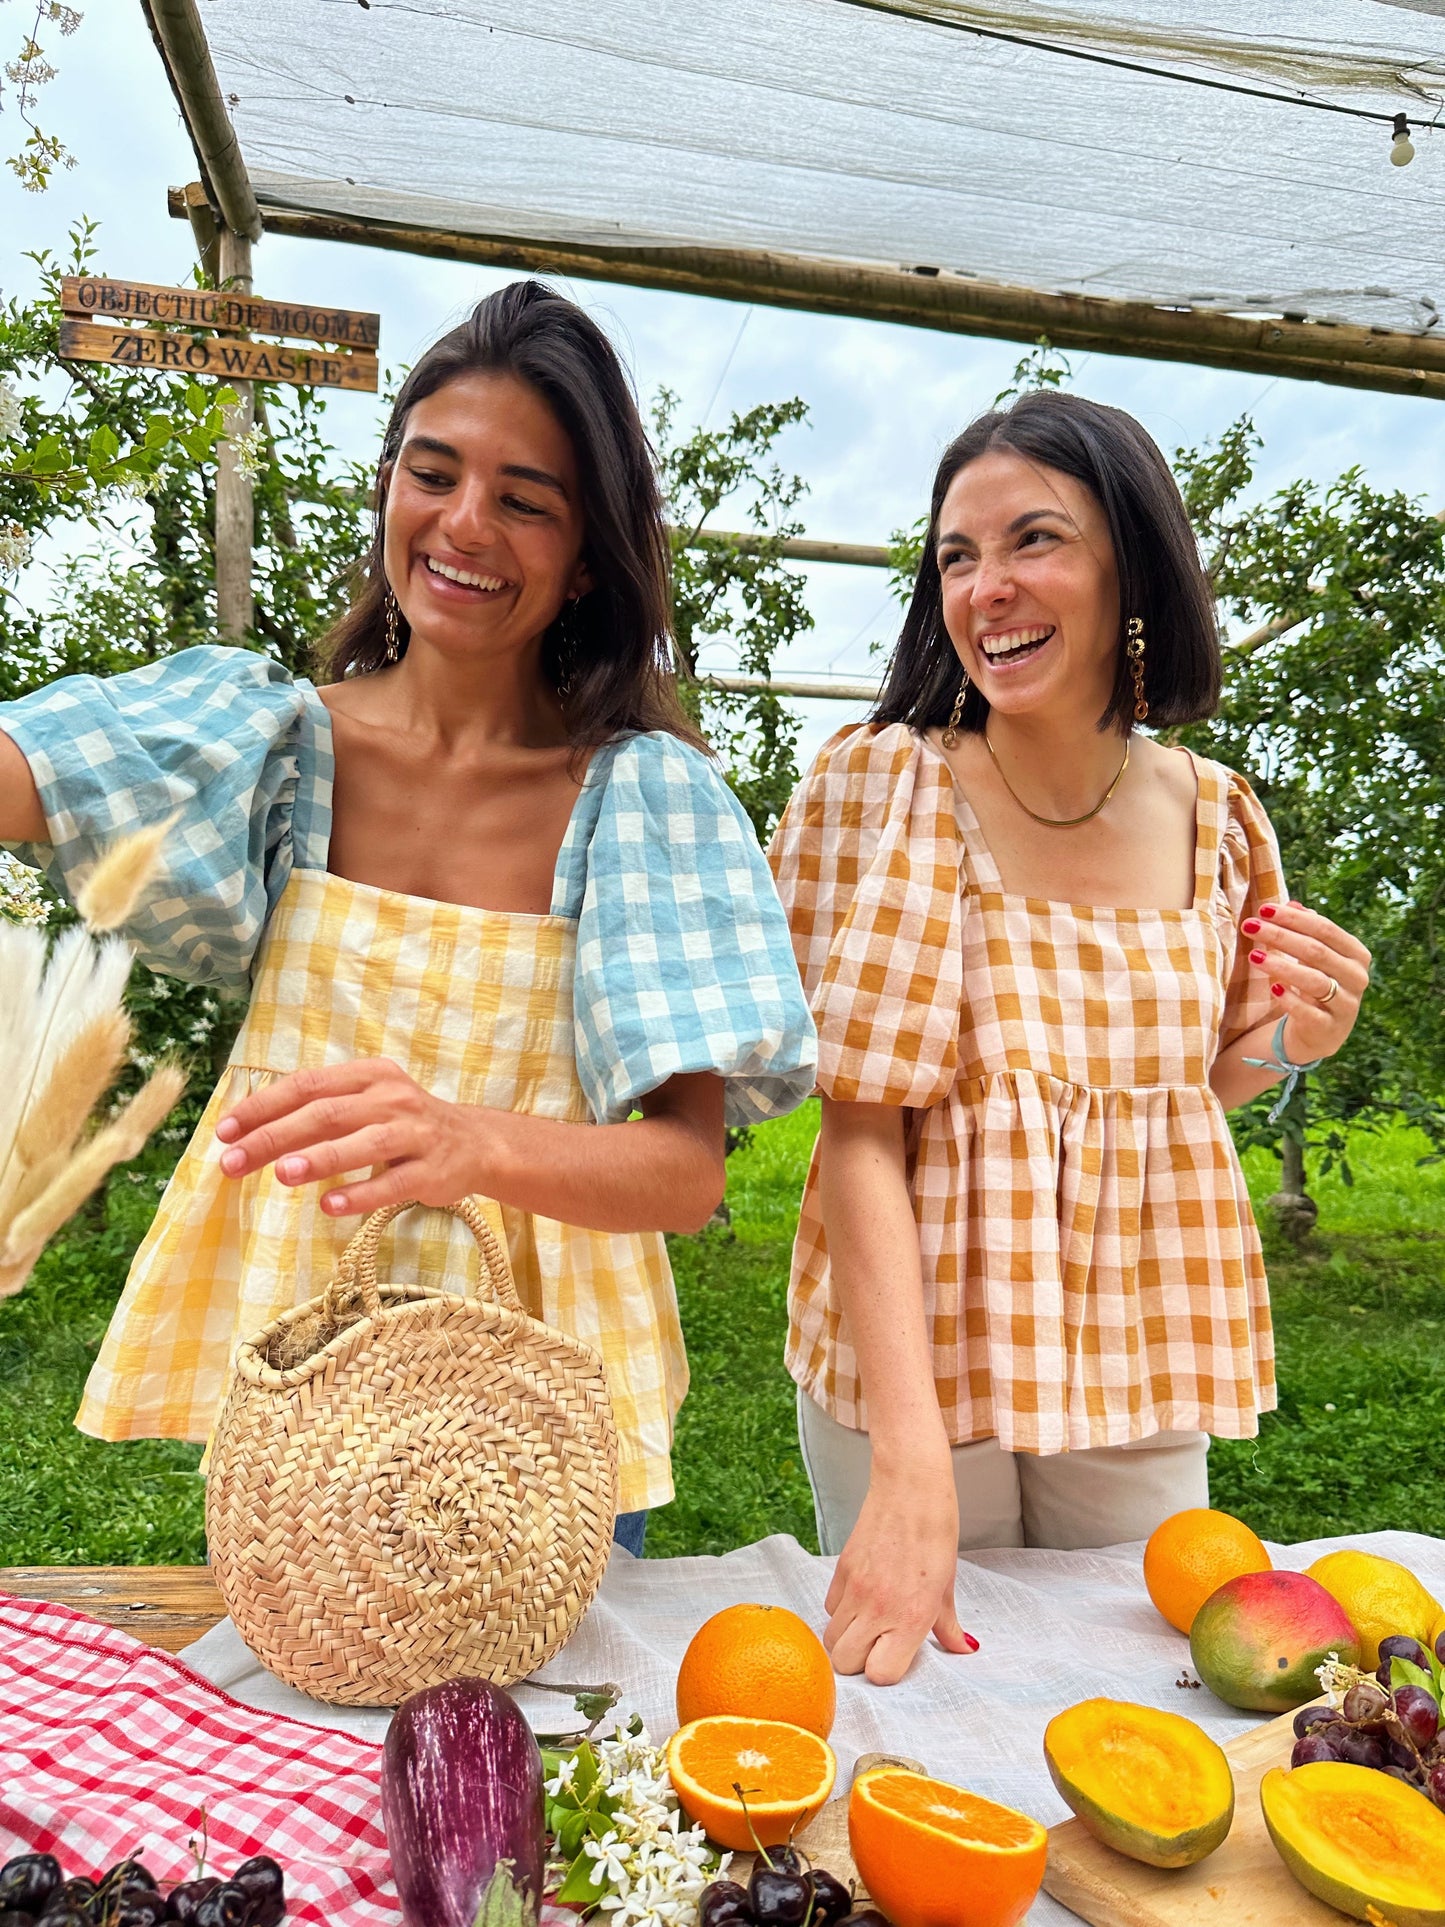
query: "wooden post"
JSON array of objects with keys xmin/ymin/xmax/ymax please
[{"xmin": 215, "ymin": 225, "xmax": 254, "ymax": 640}]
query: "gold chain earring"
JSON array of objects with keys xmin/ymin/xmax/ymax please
[
  {"xmin": 941, "ymin": 670, "xmax": 970, "ymax": 749},
  {"xmin": 1126, "ymin": 616, "xmax": 1148, "ymax": 722},
  {"xmin": 384, "ymin": 591, "xmax": 401, "ymax": 664}
]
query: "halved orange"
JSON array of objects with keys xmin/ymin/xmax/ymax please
[
  {"xmin": 849, "ymin": 1767, "xmax": 1048, "ymax": 1927},
  {"xmin": 666, "ymin": 1715, "xmax": 837, "ymax": 1850}
]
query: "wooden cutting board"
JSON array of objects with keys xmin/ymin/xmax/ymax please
[{"xmin": 1041, "ymin": 1704, "xmax": 1337, "ymax": 1925}]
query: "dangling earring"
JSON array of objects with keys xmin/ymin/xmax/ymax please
[
  {"xmin": 941, "ymin": 669, "xmax": 969, "ymax": 749},
  {"xmin": 1126, "ymin": 616, "xmax": 1148, "ymax": 722},
  {"xmin": 556, "ymin": 595, "xmax": 580, "ymax": 699},
  {"xmin": 384, "ymin": 590, "xmax": 401, "ymax": 664}
]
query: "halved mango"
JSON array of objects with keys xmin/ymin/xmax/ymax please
[
  {"xmin": 1044, "ymin": 1698, "xmax": 1234, "ymax": 1868},
  {"xmin": 1261, "ymin": 1761, "xmax": 1445, "ymax": 1926}
]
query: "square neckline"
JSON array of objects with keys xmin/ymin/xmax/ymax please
[
  {"xmin": 917, "ymin": 732, "xmax": 1217, "ymax": 920},
  {"xmin": 305, "ymin": 681, "xmax": 598, "ymax": 923}
]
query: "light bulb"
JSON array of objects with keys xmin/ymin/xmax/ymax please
[{"xmin": 1391, "ymin": 114, "xmax": 1416, "ymax": 166}]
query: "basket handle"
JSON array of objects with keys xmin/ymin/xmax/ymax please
[{"xmin": 322, "ymin": 1196, "xmax": 522, "ymax": 1323}]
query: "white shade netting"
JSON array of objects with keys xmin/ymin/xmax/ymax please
[{"xmin": 186, "ymin": 0, "xmax": 1445, "ymax": 335}]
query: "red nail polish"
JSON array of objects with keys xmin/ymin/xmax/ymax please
[
  {"xmin": 1249, "ymin": 948, "xmax": 1266, "ymax": 965},
  {"xmin": 1241, "ymin": 918, "xmax": 1261, "ymax": 935},
  {"xmin": 1259, "ymin": 904, "xmax": 1277, "ymax": 919},
  {"xmin": 1271, "ymin": 983, "xmax": 1285, "ymax": 997},
  {"xmin": 961, "ymin": 1631, "xmax": 980, "ymax": 1653}
]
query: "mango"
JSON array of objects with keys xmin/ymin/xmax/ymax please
[{"xmin": 1189, "ymin": 1569, "xmax": 1358, "ymax": 1712}]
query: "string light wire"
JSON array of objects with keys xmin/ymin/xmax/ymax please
[{"xmin": 831, "ymin": 0, "xmax": 1442, "ymax": 137}]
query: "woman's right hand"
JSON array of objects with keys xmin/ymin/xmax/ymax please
[{"xmin": 822, "ymin": 1447, "xmax": 977, "ymax": 1685}]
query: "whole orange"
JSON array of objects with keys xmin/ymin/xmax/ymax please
[
  {"xmin": 675, "ymin": 1602, "xmax": 836, "ymax": 1738},
  {"xmin": 849, "ymin": 1767, "xmax": 1047, "ymax": 1927},
  {"xmin": 1143, "ymin": 1507, "xmax": 1272, "ymax": 1635}
]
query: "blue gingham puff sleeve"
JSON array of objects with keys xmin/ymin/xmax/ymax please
[
  {"xmin": 558, "ymin": 732, "xmax": 817, "ymax": 1128},
  {"xmin": 0, "ymin": 644, "xmax": 333, "ymax": 991}
]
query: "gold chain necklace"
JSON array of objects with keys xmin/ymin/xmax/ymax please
[{"xmin": 983, "ymin": 731, "xmax": 1130, "ymax": 828}]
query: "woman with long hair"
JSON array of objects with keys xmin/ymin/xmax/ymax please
[
  {"xmin": 0, "ymin": 280, "xmax": 815, "ymax": 1551},
  {"xmin": 770, "ymin": 390, "xmax": 1368, "ymax": 1678}
]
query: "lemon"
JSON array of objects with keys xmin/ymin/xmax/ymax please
[{"xmin": 1305, "ymin": 1549, "xmax": 1441, "ymax": 1669}]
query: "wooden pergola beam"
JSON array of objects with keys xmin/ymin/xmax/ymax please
[
  {"xmin": 144, "ymin": 1, "xmax": 261, "ymax": 241},
  {"xmin": 228, "ymin": 199, "xmax": 1445, "ymax": 401}
]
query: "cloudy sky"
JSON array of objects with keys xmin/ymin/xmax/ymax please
[{"xmin": 5, "ymin": 4, "xmax": 1442, "ymax": 763}]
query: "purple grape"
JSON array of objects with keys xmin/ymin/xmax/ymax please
[
  {"xmin": 1379, "ymin": 1634, "xmax": 1432, "ymax": 1673},
  {"xmin": 1381, "ymin": 1763, "xmax": 1424, "ymax": 1786},
  {"xmin": 1385, "ymin": 1733, "xmax": 1424, "ymax": 1772},
  {"xmin": 1342, "ymin": 1680, "xmax": 1391, "ymax": 1728},
  {"xmin": 1338, "ymin": 1730, "xmax": 1388, "ymax": 1770},
  {"xmin": 1428, "ymin": 1760, "xmax": 1445, "ymax": 1810},
  {"xmin": 1292, "ymin": 1704, "xmax": 1343, "ymax": 1738},
  {"xmin": 1394, "ymin": 1683, "xmax": 1441, "ymax": 1751},
  {"xmin": 1291, "ymin": 1733, "xmax": 1339, "ymax": 1766}
]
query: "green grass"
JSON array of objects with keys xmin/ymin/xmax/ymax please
[{"xmin": 1, "ymin": 1108, "xmax": 1442, "ymax": 1565}]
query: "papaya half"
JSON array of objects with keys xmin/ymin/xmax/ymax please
[
  {"xmin": 1043, "ymin": 1699, "xmax": 1234, "ymax": 1868},
  {"xmin": 1261, "ymin": 1761, "xmax": 1445, "ymax": 1926}
]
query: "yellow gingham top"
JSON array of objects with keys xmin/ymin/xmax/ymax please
[
  {"xmin": 769, "ymin": 722, "xmax": 1285, "ymax": 1455},
  {"xmin": 1, "ymin": 647, "xmax": 816, "ymax": 1515},
  {"xmin": 77, "ymin": 869, "xmax": 686, "ymax": 1511}
]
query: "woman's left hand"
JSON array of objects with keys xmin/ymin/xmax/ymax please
[
  {"xmin": 215, "ymin": 1056, "xmax": 486, "ymax": 1216},
  {"xmin": 1242, "ymin": 900, "xmax": 1371, "ymax": 1061}
]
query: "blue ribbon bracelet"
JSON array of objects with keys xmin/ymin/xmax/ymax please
[{"xmin": 1244, "ymin": 1014, "xmax": 1325, "ymax": 1123}]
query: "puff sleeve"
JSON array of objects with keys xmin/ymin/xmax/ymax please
[
  {"xmin": 769, "ymin": 722, "xmax": 964, "ymax": 1108},
  {"xmin": 0, "ymin": 644, "xmax": 333, "ymax": 990},
  {"xmin": 1216, "ymin": 768, "xmax": 1289, "ymax": 1053},
  {"xmin": 564, "ymin": 732, "xmax": 816, "ymax": 1128}
]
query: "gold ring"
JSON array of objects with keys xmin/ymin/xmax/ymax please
[{"xmin": 1318, "ymin": 976, "xmax": 1339, "ymax": 1006}]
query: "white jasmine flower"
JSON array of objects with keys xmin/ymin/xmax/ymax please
[
  {"xmin": 0, "ymin": 380, "xmax": 22, "ymax": 443},
  {"xmin": 0, "ymin": 521, "xmax": 33, "ymax": 577}
]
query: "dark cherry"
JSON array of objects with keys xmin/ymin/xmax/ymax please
[
  {"xmin": 698, "ymin": 1882, "xmax": 754, "ymax": 1927},
  {"xmin": 748, "ymin": 1868, "xmax": 811, "ymax": 1927},
  {"xmin": 847, "ymin": 1914, "xmax": 891, "ymax": 1927},
  {"xmin": 0, "ymin": 1912, "xmax": 36, "ymax": 1927},
  {"xmin": 164, "ymin": 1882, "xmax": 220, "ymax": 1927},
  {"xmin": 41, "ymin": 1883, "xmax": 97, "ymax": 1919},
  {"xmin": 229, "ymin": 1862, "xmax": 283, "ymax": 1927},
  {"xmin": 190, "ymin": 1887, "xmax": 250, "ymax": 1927},
  {"xmin": 93, "ymin": 1890, "xmax": 162, "ymax": 1925},
  {"xmin": 805, "ymin": 1869, "xmax": 853, "ymax": 1926},
  {"xmin": 763, "ymin": 1849, "xmax": 803, "ymax": 1877},
  {"xmin": 96, "ymin": 1872, "xmax": 157, "ymax": 1901},
  {"xmin": 110, "ymin": 1908, "xmax": 169, "ymax": 1927},
  {"xmin": 33, "ymin": 1915, "xmax": 86, "ymax": 1927},
  {"xmin": 0, "ymin": 1861, "xmax": 62, "ymax": 1917}
]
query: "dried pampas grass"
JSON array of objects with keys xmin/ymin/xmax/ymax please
[{"xmin": 0, "ymin": 820, "xmax": 188, "ymax": 1298}]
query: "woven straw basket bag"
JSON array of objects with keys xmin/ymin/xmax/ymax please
[{"xmin": 206, "ymin": 1196, "xmax": 618, "ymax": 1706}]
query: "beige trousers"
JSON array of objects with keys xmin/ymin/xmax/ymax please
[{"xmin": 797, "ymin": 1387, "xmax": 1210, "ymax": 1556}]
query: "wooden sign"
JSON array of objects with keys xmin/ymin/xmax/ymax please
[
  {"xmin": 58, "ymin": 320, "xmax": 379, "ymax": 393},
  {"xmin": 60, "ymin": 277, "xmax": 380, "ymax": 349}
]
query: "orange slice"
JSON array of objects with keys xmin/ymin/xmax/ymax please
[
  {"xmin": 849, "ymin": 1767, "xmax": 1048, "ymax": 1927},
  {"xmin": 666, "ymin": 1715, "xmax": 837, "ymax": 1850}
]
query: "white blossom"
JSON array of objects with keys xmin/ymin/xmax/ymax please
[
  {"xmin": 568, "ymin": 1726, "xmax": 727, "ymax": 1926},
  {"xmin": 0, "ymin": 853, "xmax": 49, "ymax": 928},
  {"xmin": 0, "ymin": 380, "xmax": 22, "ymax": 443},
  {"xmin": 0, "ymin": 521, "xmax": 34, "ymax": 577}
]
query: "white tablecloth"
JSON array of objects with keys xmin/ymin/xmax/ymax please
[{"xmin": 179, "ymin": 1528, "xmax": 1445, "ymax": 1925}]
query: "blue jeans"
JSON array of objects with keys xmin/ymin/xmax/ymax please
[{"xmin": 612, "ymin": 1509, "xmax": 648, "ymax": 1557}]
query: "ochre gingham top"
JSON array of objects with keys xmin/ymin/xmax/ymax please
[{"xmin": 768, "ymin": 722, "xmax": 1285, "ymax": 1456}]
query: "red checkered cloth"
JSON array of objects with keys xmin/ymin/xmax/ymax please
[{"xmin": 0, "ymin": 1592, "xmax": 396, "ymax": 1926}]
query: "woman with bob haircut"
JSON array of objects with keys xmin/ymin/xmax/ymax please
[
  {"xmin": 0, "ymin": 279, "xmax": 815, "ymax": 1552},
  {"xmin": 770, "ymin": 390, "xmax": 1368, "ymax": 1679}
]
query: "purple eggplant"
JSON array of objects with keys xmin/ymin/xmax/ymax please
[{"xmin": 381, "ymin": 1678, "xmax": 544, "ymax": 1927}]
